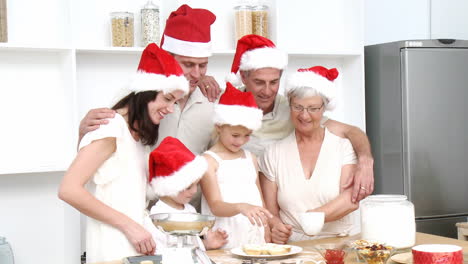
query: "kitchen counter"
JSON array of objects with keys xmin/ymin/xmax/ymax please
[{"xmin": 92, "ymin": 232, "xmax": 468, "ymax": 264}]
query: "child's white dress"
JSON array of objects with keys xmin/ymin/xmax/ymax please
[{"xmin": 201, "ymin": 149, "xmax": 265, "ymax": 249}]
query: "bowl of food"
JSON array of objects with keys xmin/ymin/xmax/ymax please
[
  {"xmin": 353, "ymin": 242, "xmax": 395, "ymax": 264},
  {"xmin": 150, "ymin": 213, "xmax": 215, "ymax": 236},
  {"xmin": 313, "ymin": 243, "xmax": 349, "ymax": 264}
]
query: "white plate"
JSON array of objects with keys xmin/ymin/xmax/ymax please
[
  {"xmin": 391, "ymin": 252, "xmax": 412, "ymax": 264},
  {"xmin": 230, "ymin": 245, "xmax": 303, "ymax": 258}
]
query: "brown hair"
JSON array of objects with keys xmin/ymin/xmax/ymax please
[{"xmin": 112, "ymin": 91, "xmax": 160, "ymax": 146}]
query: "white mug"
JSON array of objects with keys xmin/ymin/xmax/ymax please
[{"xmin": 299, "ymin": 211, "xmax": 325, "ymax": 236}]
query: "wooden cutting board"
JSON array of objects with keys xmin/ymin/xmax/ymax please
[{"xmin": 0, "ymin": 0, "xmax": 7, "ymax": 42}]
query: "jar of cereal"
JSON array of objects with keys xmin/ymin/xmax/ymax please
[
  {"xmin": 251, "ymin": 0, "xmax": 269, "ymax": 38},
  {"xmin": 140, "ymin": 0, "xmax": 160, "ymax": 47},
  {"xmin": 234, "ymin": 0, "xmax": 253, "ymax": 41},
  {"xmin": 110, "ymin": 12, "xmax": 134, "ymax": 47}
]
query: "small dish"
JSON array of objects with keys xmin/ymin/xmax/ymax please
[
  {"xmin": 313, "ymin": 243, "xmax": 350, "ymax": 264},
  {"xmin": 354, "ymin": 244, "xmax": 395, "ymax": 264}
]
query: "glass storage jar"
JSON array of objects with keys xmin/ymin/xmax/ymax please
[
  {"xmin": 110, "ymin": 12, "xmax": 134, "ymax": 47},
  {"xmin": 251, "ymin": 0, "xmax": 269, "ymax": 38},
  {"xmin": 141, "ymin": 0, "xmax": 160, "ymax": 47},
  {"xmin": 234, "ymin": 0, "xmax": 253, "ymax": 40},
  {"xmin": 361, "ymin": 195, "xmax": 416, "ymax": 249}
]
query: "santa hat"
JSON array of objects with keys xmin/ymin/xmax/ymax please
[
  {"xmin": 226, "ymin": 34, "xmax": 288, "ymax": 87},
  {"xmin": 213, "ymin": 83, "xmax": 263, "ymax": 131},
  {"xmin": 286, "ymin": 66, "xmax": 339, "ymax": 111},
  {"xmin": 149, "ymin": 137, "xmax": 208, "ymax": 197},
  {"xmin": 161, "ymin": 4, "xmax": 216, "ymax": 58},
  {"xmin": 129, "ymin": 43, "xmax": 188, "ymax": 95}
]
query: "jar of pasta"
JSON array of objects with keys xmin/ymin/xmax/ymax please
[
  {"xmin": 361, "ymin": 195, "xmax": 416, "ymax": 249},
  {"xmin": 110, "ymin": 12, "xmax": 134, "ymax": 47},
  {"xmin": 251, "ymin": 0, "xmax": 269, "ymax": 38},
  {"xmin": 234, "ymin": 0, "xmax": 253, "ymax": 41},
  {"xmin": 141, "ymin": 0, "xmax": 160, "ymax": 47}
]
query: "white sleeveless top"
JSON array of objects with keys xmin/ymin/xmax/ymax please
[{"xmin": 201, "ymin": 150, "xmax": 265, "ymax": 249}]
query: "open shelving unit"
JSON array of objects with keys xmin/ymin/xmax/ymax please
[{"xmin": 0, "ymin": 0, "xmax": 365, "ymax": 175}]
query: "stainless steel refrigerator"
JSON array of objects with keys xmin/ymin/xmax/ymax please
[{"xmin": 365, "ymin": 39, "xmax": 468, "ymax": 238}]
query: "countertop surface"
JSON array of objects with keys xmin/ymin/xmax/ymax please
[{"xmin": 91, "ymin": 232, "xmax": 468, "ymax": 264}]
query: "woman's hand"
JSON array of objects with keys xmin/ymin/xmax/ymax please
[
  {"xmin": 122, "ymin": 221, "xmax": 156, "ymax": 255},
  {"xmin": 203, "ymin": 228, "xmax": 229, "ymax": 250},
  {"xmin": 269, "ymin": 218, "xmax": 292, "ymax": 244},
  {"xmin": 238, "ymin": 203, "xmax": 273, "ymax": 226}
]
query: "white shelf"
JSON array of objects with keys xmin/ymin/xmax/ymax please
[
  {"xmin": 0, "ymin": 43, "xmax": 72, "ymax": 52},
  {"xmin": 76, "ymin": 47, "xmax": 144, "ymax": 54}
]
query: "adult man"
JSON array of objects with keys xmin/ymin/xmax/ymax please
[
  {"xmin": 79, "ymin": 5, "xmax": 220, "ymax": 211},
  {"xmin": 227, "ymin": 35, "xmax": 374, "ymax": 203}
]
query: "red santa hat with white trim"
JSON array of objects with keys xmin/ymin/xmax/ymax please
[
  {"xmin": 129, "ymin": 43, "xmax": 189, "ymax": 94},
  {"xmin": 213, "ymin": 82, "xmax": 263, "ymax": 131},
  {"xmin": 286, "ymin": 66, "xmax": 339, "ymax": 111},
  {"xmin": 161, "ymin": 4, "xmax": 216, "ymax": 58},
  {"xmin": 226, "ymin": 34, "xmax": 288, "ymax": 87},
  {"xmin": 149, "ymin": 137, "xmax": 208, "ymax": 197}
]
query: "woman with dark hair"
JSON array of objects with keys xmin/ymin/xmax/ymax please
[{"xmin": 58, "ymin": 43, "xmax": 188, "ymax": 263}]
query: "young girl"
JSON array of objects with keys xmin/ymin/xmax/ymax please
[
  {"xmin": 200, "ymin": 83, "xmax": 273, "ymax": 249},
  {"xmin": 144, "ymin": 136, "xmax": 228, "ymax": 252},
  {"xmin": 58, "ymin": 43, "xmax": 188, "ymax": 263}
]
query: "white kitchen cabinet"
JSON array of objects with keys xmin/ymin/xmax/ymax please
[{"xmin": 0, "ymin": 0, "xmax": 365, "ymax": 171}]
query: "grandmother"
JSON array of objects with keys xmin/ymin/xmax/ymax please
[{"xmin": 259, "ymin": 66, "xmax": 359, "ymax": 243}]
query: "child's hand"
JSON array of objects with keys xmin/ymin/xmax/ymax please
[
  {"xmin": 203, "ymin": 228, "xmax": 228, "ymax": 250},
  {"xmin": 238, "ymin": 203, "xmax": 273, "ymax": 226}
]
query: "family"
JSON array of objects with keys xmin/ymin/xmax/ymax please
[{"xmin": 58, "ymin": 4, "xmax": 374, "ymax": 263}]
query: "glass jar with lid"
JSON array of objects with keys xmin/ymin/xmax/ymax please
[
  {"xmin": 110, "ymin": 12, "xmax": 134, "ymax": 47},
  {"xmin": 141, "ymin": 0, "xmax": 160, "ymax": 47},
  {"xmin": 234, "ymin": 0, "xmax": 253, "ymax": 40},
  {"xmin": 251, "ymin": 0, "xmax": 269, "ymax": 38},
  {"xmin": 360, "ymin": 195, "xmax": 416, "ymax": 248}
]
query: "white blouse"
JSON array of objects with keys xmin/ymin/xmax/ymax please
[{"xmin": 259, "ymin": 128, "xmax": 357, "ymax": 241}]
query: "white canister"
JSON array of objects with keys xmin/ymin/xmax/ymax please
[{"xmin": 361, "ymin": 195, "xmax": 416, "ymax": 248}]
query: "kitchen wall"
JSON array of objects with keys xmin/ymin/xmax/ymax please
[
  {"xmin": 365, "ymin": 0, "xmax": 468, "ymax": 45},
  {"xmin": 1, "ymin": 1, "xmax": 468, "ymax": 264}
]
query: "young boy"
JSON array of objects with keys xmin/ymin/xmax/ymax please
[{"xmin": 144, "ymin": 136, "xmax": 228, "ymax": 252}]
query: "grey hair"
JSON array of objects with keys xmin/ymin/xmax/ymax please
[
  {"xmin": 287, "ymin": 86, "xmax": 330, "ymax": 109},
  {"xmin": 240, "ymin": 69, "xmax": 284, "ymax": 79}
]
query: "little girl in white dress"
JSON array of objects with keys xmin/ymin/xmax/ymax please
[{"xmin": 200, "ymin": 83, "xmax": 273, "ymax": 249}]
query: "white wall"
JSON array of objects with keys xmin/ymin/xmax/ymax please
[
  {"xmin": 365, "ymin": 0, "xmax": 468, "ymax": 45},
  {"xmin": 0, "ymin": 172, "xmax": 81, "ymax": 264}
]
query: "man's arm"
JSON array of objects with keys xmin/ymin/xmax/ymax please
[
  {"xmin": 324, "ymin": 119, "xmax": 374, "ymax": 203},
  {"xmin": 78, "ymin": 108, "xmax": 115, "ymax": 146}
]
